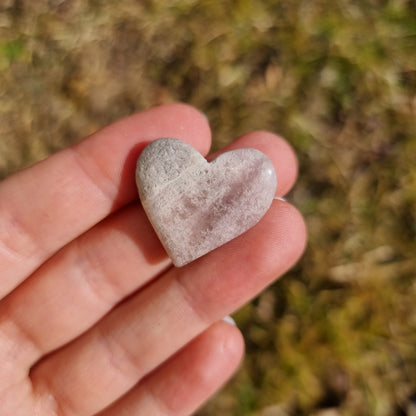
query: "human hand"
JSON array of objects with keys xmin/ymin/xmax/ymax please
[{"xmin": 0, "ymin": 104, "xmax": 306, "ymax": 415}]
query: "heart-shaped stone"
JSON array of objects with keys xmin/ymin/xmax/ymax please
[{"xmin": 136, "ymin": 138, "xmax": 277, "ymax": 267}]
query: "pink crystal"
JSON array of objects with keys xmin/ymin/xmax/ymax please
[{"xmin": 136, "ymin": 138, "xmax": 277, "ymax": 267}]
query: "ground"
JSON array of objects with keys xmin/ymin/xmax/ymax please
[{"xmin": 1, "ymin": 1, "xmax": 415, "ymax": 415}]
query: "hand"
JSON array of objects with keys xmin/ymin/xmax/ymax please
[{"xmin": 0, "ymin": 104, "xmax": 306, "ymax": 416}]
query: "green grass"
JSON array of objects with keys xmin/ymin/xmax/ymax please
[{"xmin": 1, "ymin": 1, "xmax": 415, "ymax": 414}]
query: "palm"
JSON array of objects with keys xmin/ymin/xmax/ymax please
[{"xmin": 0, "ymin": 104, "xmax": 305, "ymax": 416}]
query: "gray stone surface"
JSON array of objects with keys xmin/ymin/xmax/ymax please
[{"xmin": 136, "ymin": 138, "xmax": 277, "ymax": 267}]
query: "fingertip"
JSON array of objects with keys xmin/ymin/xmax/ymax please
[
  {"xmin": 272, "ymin": 136, "xmax": 299, "ymax": 196},
  {"xmin": 149, "ymin": 321, "xmax": 244, "ymax": 415},
  {"xmin": 147, "ymin": 103, "xmax": 213, "ymax": 156},
  {"xmin": 70, "ymin": 102, "xmax": 213, "ymax": 208},
  {"xmin": 216, "ymin": 320, "xmax": 245, "ymax": 366},
  {"xmin": 193, "ymin": 321, "xmax": 244, "ymax": 393},
  {"xmin": 274, "ymin": 200, "xmax": 308, "ymax": 266},
  {"xmin": 86, "ymin": 102, "xmax": 213, "ymax": 158}
]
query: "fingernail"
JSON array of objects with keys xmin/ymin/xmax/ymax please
[
  {"xmin": 274, "ymin": 196, "xmax": 287, "ymax": 202},
  {"xmin": 222, "ymin": 315, "xmax": 237, "ymax": 326}
]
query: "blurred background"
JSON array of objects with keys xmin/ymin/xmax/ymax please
[{"xmin": 1, "ymin": 1, "xmax": 415, "ymax": 415}]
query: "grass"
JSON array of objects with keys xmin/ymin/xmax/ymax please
[{"xmin": 1, "ymin": 0, "xmax": 415, "ymax": 414}]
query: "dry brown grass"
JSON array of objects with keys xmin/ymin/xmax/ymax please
[{"xmin": 1, "ymin": 1, "xmax": 415, "ymax": 415}]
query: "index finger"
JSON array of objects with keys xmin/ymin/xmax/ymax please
[{"xmin": 0, "ymin": 104, "xmax": 212, "ymax": 297}]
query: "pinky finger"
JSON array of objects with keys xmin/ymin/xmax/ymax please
[{"xmin": 98, "ymin": 320, "xmax": 244, "ymax": 416}]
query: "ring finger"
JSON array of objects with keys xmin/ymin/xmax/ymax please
[{"xmin": 98, "ymin": 320, "xmax": 244, "ymax": 416}]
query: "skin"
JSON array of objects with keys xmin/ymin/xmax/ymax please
[{"xmin": 0, "ymin": 103, "xmax": 306, "ymax": 416}]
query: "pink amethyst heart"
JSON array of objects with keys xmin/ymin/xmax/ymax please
[{"xmin": 136, "ymin": 138, "xmax": 277, "ymax": 267}]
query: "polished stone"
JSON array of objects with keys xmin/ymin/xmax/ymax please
[{"xmin": 136, "ymin": 138, "xmax": 277, "ymax": 267}]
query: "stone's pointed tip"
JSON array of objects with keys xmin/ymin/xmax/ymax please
[{"xmin": 136, "ymin": 138, "xmax": 277, "ymax": 266}]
